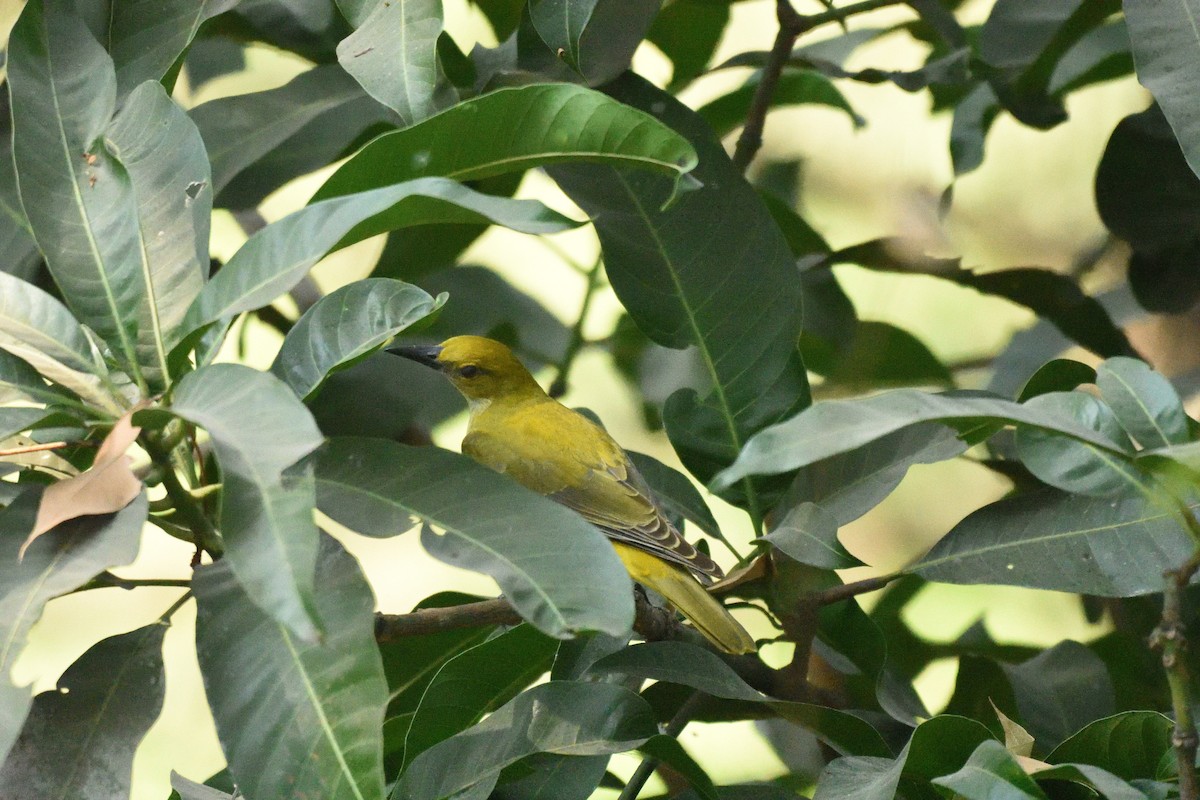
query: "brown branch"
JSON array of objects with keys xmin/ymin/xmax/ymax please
[
  {"xmin": 0, "ymin": 440, "xmax": 68, "ymax": 457},
  {"xmin": 731, "ymin": 0, "xmax": 911, "ymax": 171},
  {"xmin": 811, "ymin": 572, "xmax": 900, "ymax": 606}
]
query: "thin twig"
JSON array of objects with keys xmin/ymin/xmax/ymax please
[
  {"xmin": 619, "ymin": 690, "xmax": 708, "ymax": 800},
  {"xmin": 0, "ymin": 440, "xmax": 69, "ymax": 457},
  {"xmin": 75, "ymin": 572, "xmax": 193, "ymax": 593},
  {"xmin": 549, "ymin": 257, "xmax": 605, "ymax": 398},
  {"xmin": 731, "ymin": 0, "xmax": 911, "ymax": 171},
  {"xmin": 811, "ymin": 572, "xmax": 900, "ymax": 606}
]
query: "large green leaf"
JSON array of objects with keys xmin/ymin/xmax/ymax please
[
  {"xmin": 713, "ymin": 389, "xmax": 1130, "ymax": 490},
  {"xmin": 1046, "ymin": 712, "xmax": 1173, "ymax": 780},
  {"xmin": 169, "ymin": 364, "xmax": 324, "ymax": 640},
  {"xmin": 312, "ymin": 83, "xmax": 698, "ymax": 202},
  {"xmin": 491, "ymin": 753, "xmax": 609, "ymax": 799},
  {"xmin": 932, "ymin": 740, "xmax": 1047, "ymax": 800},
  {"xmin": 194, "ymin": 533, "xmax": 388, "ymax": 800},
  {"xmin": 182, "ymin": 178, "xmax": 574, "ymax": 340},
  {"xmin": 528, "ymin": 0, "xmax": 660, "ymax": 85},
  {"xmin": 1095, "ymin": 357, "xmax": 1190, "ymax": 449},
  {"xmin": 0, "ymin": 273, "xmax": 122, "ymax": 414},
  {"xmin": 394, "ymin": 681, "xmax": 658, "ymax": 800},
  {"xmin": 1124, "ymin": 0, "xmax": 1200, "ymax": 179},
  {"xmin": 550, "ymin": 73, "xmax": 809, "ymax": 515},
  {"xmin": 1001, "ymin": 641, "xmax": 1114, "ymax": 753},
  {"xmin": 106, "ymin": 81, "xmax": 211, "ymax": 384},
  {"xmin": 0, "ymin": 489, "xmax": 147, "ymax": 764},
  {"xmin": 8, "ymin": 0, "xmax": 144, "ymax": 378},
  {"xmin": 0, "ymin": 622, "xmax": 166, "ymax": 798},
  {"xmin": 913, "ymin": 488, "xmax": 1194, "ymax": 596},
  {"xmin": 271, "ymin": 278, "xmax": 445, "ymax": 400},
  {"xmin": 589, "ymin": 641, "xmax": 891, "ymax": 757},
  {"xmin": 400, "ymin": 624, "xmax": 558, "ymax": 769},
  {"xmin": 190, "ymin": 64, "xmax": 388, "ymax": 202},
  {"xmin": 0, "ymin": 349, "xmax": 79, "ymax": 409},
  {"xmin": 336, "ymin": 0, "xmax": 450, "ymax": 124},
  {"xmin": 92, "ymin": 0, "xmax": 237, "ymax": 97},
  {"xmin": 314, "ymin": 437, "xmax": 635, "ymax": 638}
]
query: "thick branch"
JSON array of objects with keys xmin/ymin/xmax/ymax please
[
  {"xmin": 1155, "ymin": 506, "xmax": 1200, "ymax": 800},
  {"xmin": 731, "ymin": 0, "xmax": 910, "ymax": 171}
]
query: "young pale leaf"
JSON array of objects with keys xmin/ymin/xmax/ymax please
[
  {"xmin": 400, "ymin": 624, "xmax": 557, "ymax": 770},
  {"xmin": 1046, "ymin": 712, "xmax": 1173, "ymax": 780},
  {"xmin": 0, "ymin": 273, "xmax": 122, "ymax": 414},
  {"xmin": 182, "ymin": 177, "xmax": 574, "ymax": 340},
  {"xmin": 589, "ymin": 641, "xmax": 891, "ymax": 757},
  {"xmin": 169, "ymin": 364, "xmax": 324, "ymax": 641},
  {"xmin": 713, "ymin": 389, "xmax": 1132, "ymax": 491},
  {"xmin": 1014, "ymin": 391, "xmax": 1145, "ymax": 497},
  {"xmin": 194, "ymin": 533, "xmax": 387, "ymax": 800},
  {"xmin": 932, "ymin": 740, "xmax": 1048, "ymax": 800},
  {"xmin": 528, "ymin": 0, "xmax": 660, "ymax": 85},
  {"xmin": 394, "ymin": 681, "xmax": 658, "ymax": 800},
  {"xmin": 0, "ymin": 622, "xmax": 167, "ymax": 799},
  {"xmin": 102, "ymin": 0, "xmax": 238, "ymax": 97},
  {"xmin": 314, "ymin": 437, "xmax": 635, "ymax": 638},
  {"xmin": 313, "ymin": 83, "xmax": 698, "ymax": 202},
  {"xmin": 8, "ymin": 1, "xmax": 145, "ymax": 379},
  {"xmin": 336, "ymin": 0, "xmax": 450, "ymax": 124},
  {"xmin": 271, "ymin": 278, "xmax": 445, "ymax": 400},
  {"xmin": 550, "ymin": 73, "xmax": 809, "ymax": 508},
  {"xmin": 0, "ymin": 489, "xmax": 147, "ymax": 764},
  {"xmin": 914, "ymin": 488, "xmax": 1195, "ymax": 596},
  {"xmin": 1095, "ymin": 357, "xmax": 1190, "ymax": 449},
  {"xmin": 105, "ymin": 81, "xmax": 211, "ymax": 379}
]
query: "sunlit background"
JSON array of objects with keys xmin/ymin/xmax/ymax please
[{"xmin": 3, "ymin": 0, "xmax": 1165, "ymax": 795}]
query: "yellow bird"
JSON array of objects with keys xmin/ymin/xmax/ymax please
[{"xmin": 390, "ymin": 335, "xmax": 755, "ymax": 654}]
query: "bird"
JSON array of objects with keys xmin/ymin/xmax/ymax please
[{"xmin": 389, "ymin": 335, "xmax": 755, "ymax": 654}]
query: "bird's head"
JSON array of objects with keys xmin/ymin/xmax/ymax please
[{"xmin": 388, "ymin": 335, "xmax": 544, "ymax": 402}]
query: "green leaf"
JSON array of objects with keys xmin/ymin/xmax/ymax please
[
  {"xmin": 1015, "ymin": 391, "xmax": 1144, "ymax": 497},
  {"xmin": 8, "ymin": 1, "xmax": 144, "ymax": 378},
  {"xmin": 1095, "ymin": 357, "xmax": 1190, "ymax": 449},
  {"xmin": 0, "ymin": 622, "xmax": 166, "ymax": 798},
  {"xmin": 0, "ymin": 489, "xmax": 147, "ymax": 764},
  {"xmin": 0, "ymin": 271, "xmax": 122, "ymax": 415},
  {"xmin": 933, "ymin": 740, "xmax": 1048, "ymax": 800},
  {"xmin": 492, "ymin": 753, "xmax": 608, "ymax": 799},
  {"xmin": 194, "ymin": 533, "xmax": 388, "ymax": 800},
  {"xmin": 1029, "ymin": 764, "xmax": 1151, "ymax": 800},
  {"xmin": 1049, "ymin": 18, "xmax": 1133, "ymax": 96},
  {"xmin": 914, "ymin": 488, "xmax": 1195, "ymax": 596},
  {"xmin": 1018, "ymin": 358, "xmax": 1097, "ymax": 401},
  {"xmin": 394, "ymin": 681, "xmax": 658, "ymax": 800},
  {"xmin": 336, "ymin": 0, "xmax": 450, "ymax": 125},
  {"xmin": 589, "ymin": 641, "xmax": 891, "ymax": 757},
  {"xmin": 102, "ymin": 0, "xmax": 237, "ymax": 97},
  {"xmin": 1002, "ymin": 641, "xmax": 1114, "ymax": 752},
  {"xmin": 169, "ymin": 364, "xmax": 324, "ymax": 640},
  {"xmin": 804, "ymin": 321, "xmax": 952, "ymax": 388},
  {"xmin": 1047, "ymin": 712, "xmax": 1174, "ymax": 781},
  {"xmin": 1123, "ymin": 0, "xmax": 1200, "ymax": 180},
  {"xmin": 550, "ymin": 73, "xmax": 809, "ymax": 511},
  {"xmin": 105, "ymin": 80, "xmax": 211, "ymax": 384},
  {"xmin": 271, "ymin": 278, "xmax": 445, "ymax": 401},
  {"xmin": 191, "ymin": 64, "xmax": 389, "ymax": 202},
  {"xmin": 713, "ymin": 389, "xmax": 1129, "ymax": 491},
  {"xmin": 0, "ymin": 350, "xmax": 79, "ymax": 408},
  {"xmin": 639, "ymin": 735, "xmax": 718, "ymax": 800},
  {"xmin": 182, "ymin": 178, "xmax": 575, "ymax": 340},
  {"xmin": 401, "ymin": 624, "xmax": 558, "ymax": 769},
  {"xmin": 170, "ymin": 772, "xmax": 236, "ymax": 800},
  {"xmin": 762, "ymin": 502, "xmax": 861, "ymax": 570},
  {"xmin": 314, "ymin": 437, "xmax": 635, "ymax": 638},
  {"xmin": 648, "ymin": 0, "xmax": 729, "ymax": 91},
  {"xmin": 313, "ymin": 83, "xmax": 698, "ymax": 202},
  {"xmin": 528, "ymin": 0, "xmax": 660, "ymax": 85},
  {"xmin": 697, "ymin": 70, "xmax": 862, "ymax": 139}
]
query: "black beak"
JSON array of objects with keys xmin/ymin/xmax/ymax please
[{"xmin": 386, "ymin": 343, "xmax": 444, "ymax": 370}]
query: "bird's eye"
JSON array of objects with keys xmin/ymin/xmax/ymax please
[{"xmin": 458, "ymin": 365, "xmax": 483, "ymax": 379}]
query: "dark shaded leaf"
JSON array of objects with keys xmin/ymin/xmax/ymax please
[
  {"xmin": 1030, "ymin": 763, "xmax": 1151, "ymax": 800},
  {"xmin": 914, "ymin": 488, "xmax": 1195, "ymax": 596},
  {"xmin": 763, "ymin": 502, "xmax": 861, "ymax": 570},
  {"xmin": 169, "ymin": 364, "xmax": 324, "ymax": 640},
  {"xmin": 697, "ymin": 70, "xmax": 862, "ymax": 140},
  {"xmin": 170, "ymin": 771, "xmax": 237, "ymax": 800},
  {"xmin": 649, "ymin": 0, "xmax": 729, "ymax": 91},
  {"xmin": 271, "ymin": 278, "xmax": 445, "ymax": 400},
  {"xmin": 1046, "ymin": 712, "xmax": 1173, "ymax": 780},
  {"xmin": 1018, "ymin": 358, "xmax": 1097, "ymax": 401},
  {"xmin": 529, "ymin": 0, "xmax": 662, "ymax": 86},
  {"xmin": 314, "ymin": 82, "xmax": 698, "ymax": 202},
  {"xmin": 1002, "ymin": 641, "xmax": 1114, "ymax": 753},
  {"xmin": 314, "ymin": 437, "xmax": 635, "ymax": 638},
  {"xmin": 493, "ymin": 753, "xmax": 608, "ymax": 800},
  {"xmin": 0, "ymin": 622, "xmax": 167, "ymax": 799},
  {"xmin": 194, "ymin": 533, "xmax": 387, "ymax": 800}
]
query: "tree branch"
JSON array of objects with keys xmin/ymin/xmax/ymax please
[
  {"xmin": 619, "ymin": 690, "xmax": 707, "ymax": 800},
  {"xmin": 731, "ymin": 0, "xmax": 911, "ymax": 171}
]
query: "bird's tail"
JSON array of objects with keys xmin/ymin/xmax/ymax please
[{"xmin": 613, "ymin": 543, "xmax": 756, "ymax": 654}]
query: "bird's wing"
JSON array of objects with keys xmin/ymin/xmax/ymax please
[{"xmin": 463, "ymin": 418, "xmax": 723, "ymax": 582}]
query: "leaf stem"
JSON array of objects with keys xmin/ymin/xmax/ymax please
[
  {"xmin": 549, "ymin": 257, "xmax": 605, "ymax": 398},
  {"xmin": 618, "ymin": 690, "xmax": 706, "ymax": 800},
  {"xmin": 732, "ymin": 0, "xmax": 910, "ymax": 171},
  {"xmin": 143, "ymin": 433, "xmax": 223, "ymax": 558},
  {"xmin": 75, "ymin": 571, "xmax": 193, "ymax": 592},
  {"xmin": 159, "ymin": 590, "xmax": 194, "ymax": 622}
]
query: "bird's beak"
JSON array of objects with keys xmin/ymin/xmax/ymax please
[{"xmin": 386, "ymin": 343, "xmax": 444, "ymax": 370}]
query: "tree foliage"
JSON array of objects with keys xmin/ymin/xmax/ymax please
[{"xmin": 1, "ymin": 0, "xmax": 1199, "ymax": 798}]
